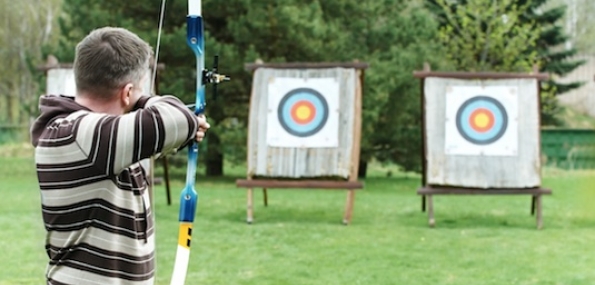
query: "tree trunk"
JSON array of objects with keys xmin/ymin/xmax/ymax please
[
  {"xmin": 205, "ymin": 132, "xmax": 223, "ymax": 176},
  {"xmin": 357, "ymin": 159, "xmax": 368, "ymax": 178}
]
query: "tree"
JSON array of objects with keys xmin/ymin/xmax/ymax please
[{"xmin": 430, "ymin": 0, "xmax": 540, "ymax": 72}]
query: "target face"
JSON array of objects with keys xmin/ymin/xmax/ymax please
[
  {"xmin": 456, "ymin": 96, "xmax": 507, "ymax": 145},
  {"xmin": 267, "ymin": 77, "xmax": 339, "ymax": 148},
  {"xmin": 278, "ymin": 88, "xmax": 329, "ymax": 137},
  {"xmin": 444, "ymin": 86, "xmax": 518, "ymax": 156}
]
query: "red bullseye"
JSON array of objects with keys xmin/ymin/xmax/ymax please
[
  {"xmin": 290, "ymin": 100, "xmax": 316, "ymax": 124},
  {"xmin": 468, "ymin": 108, "xmax": 494, "ymax": 133}
]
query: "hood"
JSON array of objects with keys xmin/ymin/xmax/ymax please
[{"xmin": 30, "ymin": 95, "xmax": 90, "ymax": 147}]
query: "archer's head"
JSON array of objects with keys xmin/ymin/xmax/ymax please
[{"xmin": 73, "ymin": 27, "xmax": 153, "ymax": 114}]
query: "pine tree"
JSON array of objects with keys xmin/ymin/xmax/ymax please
[{"xmin": 429, "ymin": 0, "xmax": 542, "ymax": 72}]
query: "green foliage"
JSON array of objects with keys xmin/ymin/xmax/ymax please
[
  {"xmin": 539, "ymin": 82, "xmax": 563, "ymax": 126},
  {"xmin": 433, "ymin": 0, "xmax": 540, "ymax": 72}
]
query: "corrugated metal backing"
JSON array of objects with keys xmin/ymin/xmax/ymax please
[
  {"xmin": 425, "ymin": 77, "xmax": 541, "ymax": 188},
  {"xmin": 247, "ymin": 67, "xmax": 358, "ymax": 179}
]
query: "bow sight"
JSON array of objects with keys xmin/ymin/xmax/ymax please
[{"xmin": 202, "ymin": 55, "xmax": 230, "ymax": 100}]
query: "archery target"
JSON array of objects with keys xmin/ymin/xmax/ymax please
[
  {"xmin": 456, "ymin": 96, "xmax": 507, "ymax": 144},
  {"xmin": 266, "ymin": 77, "xmax": 339, "ymax": 148},
  {"xmin": 444, "ymin": 85, "xmax": 518, "ymax": 156},
  {"xmin": 278, "ymin": 88, "xmax": 328, "ymax": 137}
]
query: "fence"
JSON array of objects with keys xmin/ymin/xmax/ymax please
[{"xmin": 541, "ymin": 128, "xmax": 595, "ymax": 170}]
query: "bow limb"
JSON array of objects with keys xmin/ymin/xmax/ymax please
[{"xmin": 170, "ymin": 1, "xmax": 204, "ymax": 284}]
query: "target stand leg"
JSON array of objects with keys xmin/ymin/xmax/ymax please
[
  {"xmin": 530, "ymin": 195, "xmax": 536, "ymax": 216},
  {"xmin": 536, "ymin": 194, "xmax": 543, "ymax": 230},
  {"xmin": 263, "ymin": 188, "xmax": 268, "ymax": 207},
  {"xmin": 162, "ymin": 155, "xmax": 172, "ymax": 205},
  {"xmin": 342, "ymin": 189, "xmax": 356, "ymax": 225},
  {"xmin": 427, "ymin": 195, "xmax": 435, "ymax": 228},
  {"xmin": 247, "ymin": 188, "xmax": 254, "ymax": 224}
]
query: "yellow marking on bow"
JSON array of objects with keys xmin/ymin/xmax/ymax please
[{"xmin": 177, "ymin": 222, "xmax": 193, "ymax": 249}]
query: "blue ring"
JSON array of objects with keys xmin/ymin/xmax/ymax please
[
  {"xmin": 277, "ymin": 88, "xmax": 329, "ymax": 137},
  {"xmin": 455, "ymin": 96, "xmax": 508, "ymax": 145}
]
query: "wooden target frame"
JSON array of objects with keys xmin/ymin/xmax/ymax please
[
  {"xmin": 413, "ymin": 64, "xmax": 552, "ymax": 229},
  {"xmin": 236, "ymin": 61, "xmax": 368, "ymax": 225}
]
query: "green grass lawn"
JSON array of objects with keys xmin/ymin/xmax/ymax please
[{"xmin": 1, "ymin": 149, "xmax": 595, "ymax": 285}]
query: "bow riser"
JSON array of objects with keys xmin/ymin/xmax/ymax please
[
  {"xmin": 170, "ymin": 2, "xmax": 204, "ymax": 284},
  {"xmin": 170, "ymin": 1, "xmax": 229, "ymax": 283}
]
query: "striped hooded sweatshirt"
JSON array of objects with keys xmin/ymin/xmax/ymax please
[{"xmin": 30, "ymin": 94, "xmax": 199, "ymax": 285}]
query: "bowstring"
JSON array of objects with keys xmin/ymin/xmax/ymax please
[
  {"xmin": 150, "ymin": 0, "xmax": 167, "ymax": 96},
  {"xmin": 146, "ymin": 0, "xmax": 168, "ymax": 277}
]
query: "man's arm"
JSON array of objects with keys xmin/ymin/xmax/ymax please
[{"xmin": 75, "ymin": 95, "xmax": 199, "ymax": 175}]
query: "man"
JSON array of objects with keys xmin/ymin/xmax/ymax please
[{"xmin": 30, "ymin": 27, "xmax": 209, "ymax": 284}]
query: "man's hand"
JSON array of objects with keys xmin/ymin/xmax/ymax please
[{"xmin": 195, "ymin": 114, "xmax": 210, "ymax": 142}]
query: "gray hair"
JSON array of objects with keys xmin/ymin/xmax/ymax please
[{"xmin": 74, "ymin": 27, "xmax": 153, "ymax": 98}]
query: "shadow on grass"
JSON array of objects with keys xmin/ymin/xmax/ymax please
[
  {"xmin": 430, "ymin": 216, "xmax": 537, "ymax": 230},
  {"xmin": 211, "ymin": 204, "xmax": 576, "ymax": 232},
  {"xmin": 216, "ymin": 206, "xmax": 356, "ymax": 226},
  {"xmin": 395, "ymin": 207, "xmax": 547, "ymax": 230}
]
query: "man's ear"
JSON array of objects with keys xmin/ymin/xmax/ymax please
[{"xmin": 120, "ymin": 83, "xmax": 134, "ymax": 107}]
